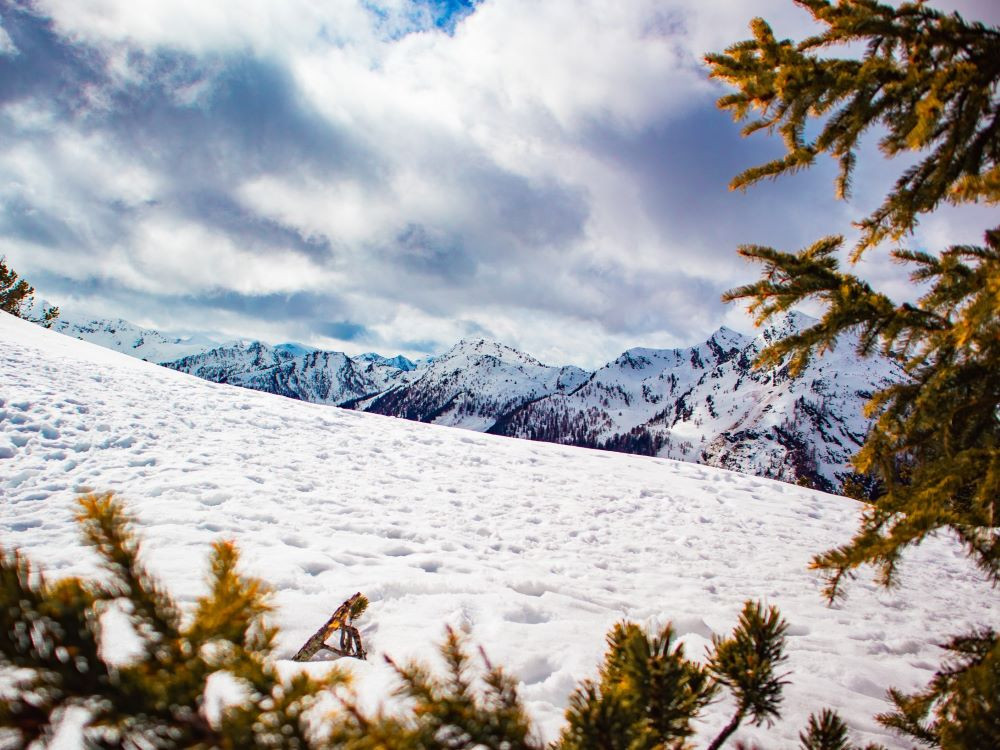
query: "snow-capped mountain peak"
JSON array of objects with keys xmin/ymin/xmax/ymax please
[
  {"xmin": 708, "ymin": 325, "xmax": 750, "ymax": 350},
  {"xmin": 492, "ymin": 315, "xmax": 903, "ymax": 491},
  {"xmin": 49, "ymin": 313, "xmax": 228, "ymax": 363},
  {"xmin": 164, "ymin": 342, "xmax": 417, "ymax": 406},
  {"xmin": 442, "ymin": 338, "xmax": 546, "ymax": 368},
  {"xmin": 756, "ymin": 310, "xmax": 819, "ymax": 345},
  {"xmin": 360, "ymin": 337, "xmax": 584, "ymax": 431}
]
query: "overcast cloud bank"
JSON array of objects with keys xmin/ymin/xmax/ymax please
[{"xmin": 2, "ymin": 0, "xmax": 997, "ymax": 366}]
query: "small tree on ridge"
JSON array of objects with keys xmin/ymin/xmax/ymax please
[{"xmin": 0, "ymin": 256, "xmax": 59, "ymax": 326}]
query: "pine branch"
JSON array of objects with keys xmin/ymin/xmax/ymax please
[
  {"xmin": 75, "ymin": 493, "xmax": 181, "ymax": 640},
  {"xmin": 708, "ymin": 601, "xmax": 790, "ymax": 746},
  {"xmin": 705, "ymin": 0, "xmax": 1000, "ymax": 256}
]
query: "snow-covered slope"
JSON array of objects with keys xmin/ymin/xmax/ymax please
[
  {"xmin": 1, "ymin": 311, "xmax": 993, "ymax": 748},
  {"xmin": 493, "ymin": 313, "xmax": 903, "ymax": 491},
  {"xmin": 360, "ymin": 338, "xmax": 590, "ymax": 430}
]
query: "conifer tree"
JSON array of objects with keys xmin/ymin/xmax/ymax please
[
  {"xmin": 706, "ymin": 1, "xmax": 999, "ymax": 746},
  {"xmin": 877, "ymin": 629, "xmax": 1000, "ymax": 748},
  {"xmin": 559, "ymin": 600, "xmax": 791, "ymax": 750},
  {"xmin": 706, "ymin": 601, "xmax": 788, "ymax": 749},
  {"xmin": 0, "ymin": 256, "xmax": 59, "ymax": 326},
  {"xmin": 330, "ymin": 627, "xmax": 540, "ymax": 750},
  {"xmin": 559, "ymin": 622, "xmax": 716, "ymax": 750},
  {"xmin": 799, "ymin": 708, "xmax": 883, "ymax": 750},
  {"xmin": 0, "ymin": 493, "xmax": 343, "ymax": 748}
]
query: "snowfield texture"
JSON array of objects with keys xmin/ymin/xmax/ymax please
[{"xmin": 1, "ymin": 312, "xmax": 994, "ymax": 748}]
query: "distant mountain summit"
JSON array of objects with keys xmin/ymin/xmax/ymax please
[
  {"xmin": 41, "ymin": 309, "xmax": 903, "ymax": 491},
  {"xmin": 355, "ymin": 338, "xmax": 590, "ymax": 431},
  {"xmin": 356, "ymin": 352, "xmax": 418, "ymax": 371},
  {"xmin": 491, "ymin": 312, "xmax": 901, "ymax": 491},
  {"xmin": 165, "ymin": 342, "xmax": 419, "ymax": 406},
  {"xmin": 491, "ymin": 325, "xmax": 752, "ymax": 452}
]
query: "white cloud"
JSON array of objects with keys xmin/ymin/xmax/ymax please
[
  {"xmin": 120, "ymin": 217, "xmax": 337, "ymax": 296},
  {"xmin": 4, "ymin": 0, "xmax": 992, "ymax": 364},
  {"xmin": 0, "ymin": 19, "xmax": 17, "ymax": 56},
  {"xmin": 33, "ymin": 0, "xmax": 377, "ymax": 57}
]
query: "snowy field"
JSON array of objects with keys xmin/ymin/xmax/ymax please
[{"xmin": 1, "ymin": 311, "xmax": 995, "ymax": 748}]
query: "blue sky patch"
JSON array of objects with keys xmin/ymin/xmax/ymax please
[
  {"xmin": 363, "ymin": 0, "xmax": 479, "ymax": 38},
  {"xmin": 417, "ymin": 0, "xmax": 479, "ymax": 32}
]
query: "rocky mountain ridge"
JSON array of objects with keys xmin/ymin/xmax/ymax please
[
  {"xmin": 491, "ymin": 312, "xmax": 901, "ymax": 491},
  {"xmin": 164, "ymin": 341, "xmax": 417, "ymax": 406},
  {"xmin": 43, "ymin": 310, "xmax": 904, "ymax": 491}
]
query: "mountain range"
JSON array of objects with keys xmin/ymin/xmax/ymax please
[{"xmin": 46, "ymin": 310, "xmax": 904, "ymax": 492}]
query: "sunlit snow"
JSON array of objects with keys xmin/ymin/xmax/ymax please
[{"xmin": 1, "ymin": 312, "xmax": 995, "ymax": 748}]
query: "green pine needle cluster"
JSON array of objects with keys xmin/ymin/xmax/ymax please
[
  {"xmin": 704, "ymin": 0, "xmax": 1000, "ymax": 258},
  {"xmin": 706, "ymin": 602, "xmax": 789, "ymax": 749},
  {"xmin": 348, "ymin": 596, "xmax": 369, "ymax": 622},
  {"xmin": 336, "ymin": 599, "xmax": 843, "ymax": 750},
  {"xmin": 720, "ymin": 232, "xmax": 1000, "ymax": 598},
  {"xmin": 559, "ymin": 622, "xmax": 715, "ymax": 750},
  {"xmin": 878, "ymin": 630, "xmax": 1000, "ymax": 748},
  {"xmin": 706, "ymin": 1, "xmax": 998, "ymax": 747},
  {"xmin": 331, "ymin": 627, "xmax": 538, "ymax": 750},
  {"xmin": 558, "ymin": 602, "xmax": 792, "ymax": 750},
  {"xmin": 799, "ymin": 709, "xmax": 883, "ymax": 750}
]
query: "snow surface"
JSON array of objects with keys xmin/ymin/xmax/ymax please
[{"xmin": 1, "ymin": 312, "xmax": 995, "ymax": 748}]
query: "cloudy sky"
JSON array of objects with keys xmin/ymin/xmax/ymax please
[{"xmin": 2, "ymin": 0, "xmax": 997, "ymax": 366}]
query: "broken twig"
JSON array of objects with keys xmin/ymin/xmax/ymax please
[{"xmin": 292, "ymin": 592, "xmax": 369, "ymax": 662}]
